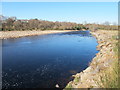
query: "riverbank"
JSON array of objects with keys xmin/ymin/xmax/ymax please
[
  {"xmin": 65, "ymin": 30, "xmax": 118, "ymax": 88},
  {"xmin": 0, "ymin": 30, "xmax": 76, "ymax": 39}
]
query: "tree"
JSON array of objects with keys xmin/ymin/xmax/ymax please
[
  {"xmin": 13, "ymin": 20, "xmax": 23, "ymax": 30},
  {"xmin": 103, "ymin": 21, "xmax": 110, "ymax": 25}
]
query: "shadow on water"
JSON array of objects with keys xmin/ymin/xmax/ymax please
[{"xmin": 2, "ymin": 30, "xmax": 98, "ymax": 89}]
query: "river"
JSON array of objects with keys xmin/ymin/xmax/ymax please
[{"xmin": 2, "ymin": 30, "xmax": 98, "ymax": 88}]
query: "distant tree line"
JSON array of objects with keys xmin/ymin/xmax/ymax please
[
  {"xmin": 0, "ymin": 16, "xmax": 87, "ymax": 31},
  {"xmin": 0, "ymin": 15, "xmax": 118, "ymax": 31},
  {"xmin": 85, "ymin": 24, "xmax": 118, "ymax": 31}
]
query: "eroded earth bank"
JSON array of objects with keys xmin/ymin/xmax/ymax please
[{"xmin": 65, "ymin": 30, "xmax": 118, "ymax": 88}]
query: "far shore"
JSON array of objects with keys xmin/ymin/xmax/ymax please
[{"xmin": 0, "ymin": 30, "xmax": 77, "ymax": 39}]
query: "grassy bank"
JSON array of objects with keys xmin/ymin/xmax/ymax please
[
  {"xmin": 95, "ymin": 30, "xmax": 119, "ymax": 88},
  {"xmin": 65, "ymin": 30, "xmax": 119, "ymax": 89}
]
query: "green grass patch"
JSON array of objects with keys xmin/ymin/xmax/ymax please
[{"xmin": 65, "ymin": 83, "xmax": 73, "ymax": 89}]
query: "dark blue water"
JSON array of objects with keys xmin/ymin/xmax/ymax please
[{"xmin": 2, "ymin": 31, "xmax": 98, "ymax": 88}]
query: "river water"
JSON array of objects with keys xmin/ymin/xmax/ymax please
[{"xmin": 2, "ymin": 31, "xmax": 98, "ymax": 88}]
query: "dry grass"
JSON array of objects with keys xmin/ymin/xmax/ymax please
[{"xmin": 94, "ymin": 30, "xmax": 119, "ymax": 88}]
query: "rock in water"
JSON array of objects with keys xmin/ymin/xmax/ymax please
[{"xmin": 55, "ymin": 84, "xmax": 59, "ymax": 88}]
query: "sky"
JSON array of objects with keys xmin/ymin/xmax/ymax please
[
  {"xmin": 1, "ymin": 2, "xmax": 118, "ymax": 24},
  {"xmin": 2, "ymin": 0, "xmax": 119, "ymax": 2}
]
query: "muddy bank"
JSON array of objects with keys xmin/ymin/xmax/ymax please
[
  {"xmin": 0, "ymin": 30, "xmax": 75, "ymax": 39},
  {"xmin": 65, "ymin": 30, "xmax": 118, "ymax": 88}
]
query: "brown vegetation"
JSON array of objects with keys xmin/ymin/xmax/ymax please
[
  {"xmin": 0, "ymin": 15, "xmax": 118, "ymax": 31},
  {"xmin": 0, "ymin": 16, "xmax": 86, "ymax": 31}
]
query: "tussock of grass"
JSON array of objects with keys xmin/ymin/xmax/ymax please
[
  {"xmin": 74, "ymin": 77, "xmax": 80, "ymax": 83},
  {"xmin": 65, "ymin": 83, "xmax": 73, "ymax": 89},
  {"xmin": 98, "ymin": 59, "xmax": 118, "ymax": 88}
]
